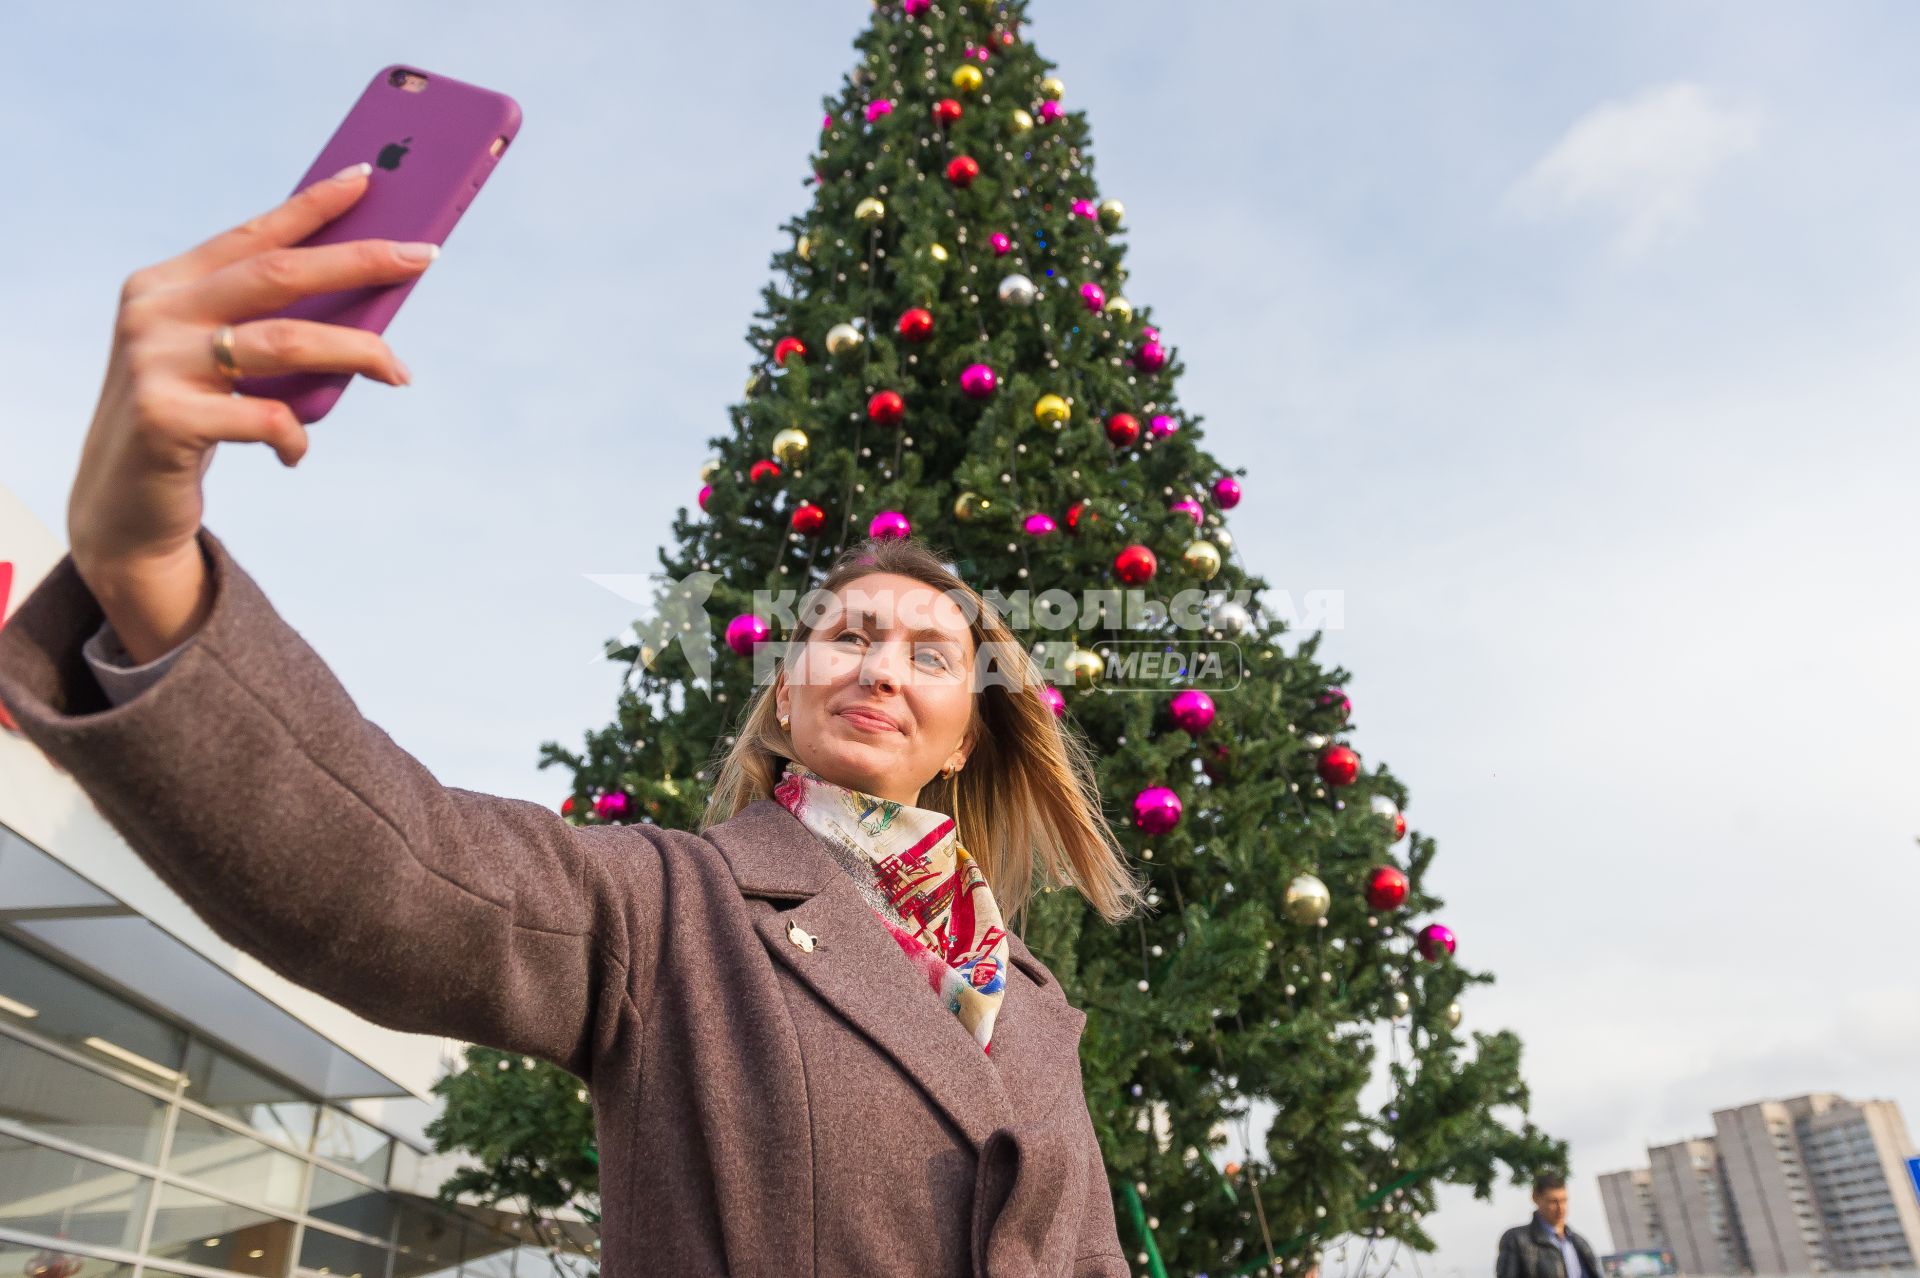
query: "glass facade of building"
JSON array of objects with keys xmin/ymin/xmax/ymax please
[{"xmin": 0, "ymin": 934, "xmax": 583, "ymax": 1278}]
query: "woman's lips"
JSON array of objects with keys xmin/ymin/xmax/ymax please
[{"xmin": 837, "ymin": 708, "xmax": 901, "ymax": 733}]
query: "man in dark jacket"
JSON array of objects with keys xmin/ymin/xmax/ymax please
[{"xmin": 1497, "ymin": 1173, "xmax": 1604, "ymax": 1278}]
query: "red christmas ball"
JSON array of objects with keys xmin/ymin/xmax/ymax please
[
  {"xmin": 1066, "ymin": 499, "xmax": 1098, "ymax": 533},
  {"xmin": 1364, "ymin": 865, "xmax": 1409, "ymax": 912},
  {"xmin": 867, "ymin": 389, "xmax": 907, "ymax": 425},
  {"xmin": 1105, "ymin": 411, "xmax": 1141, "ymax": 447},
  {"xmin": 1317, "ymin": 744, "xmax": 1361, "ymax": 787},
  {"xmin": 1114, "ymin": 544, "xmax": 1157, "ymax": 584},
  {"xmin": 945, "ymin": 155, "xmax": 981, "ymax": 187},
  {"xmin": 790, "ymin": 501, "xmax": 827, "ymax": 535},
  {"xmin": 749, "ymin": 459, "xmax": 782, "ymax": 484},
  {"xmin": 772, "ymin": 336, "xmax": 807, "ymax": 365},
  {"xmin": 897, "ymin": 307, "xmax": 935, "ymax": 342},
  {"xmin": 560, "ymin": 795, "xmax": 575, "ymax": 817},
  {"xmin": 933, "ymin": 98, "xmax": 963, "ymax": 127}
]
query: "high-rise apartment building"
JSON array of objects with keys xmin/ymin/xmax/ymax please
[
  {"xmin": 1647, "ymin": 1137, "xmax": 1748, "ymax": 1275},
  {"xmin": 1601, "ymin": 1167, "xmax": 1668, "ymax": 1253},
  {"xmin": 1604, "ymin": 1094, "xmax": 1920, "ymax": 1275}
]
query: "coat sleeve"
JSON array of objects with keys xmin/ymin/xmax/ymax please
[
  {"xmin": 1074, "ymin": 1111, "xmax": 1129, "ymax": 1276},
  {"xmin": 0, "ymin": 525, "xmax": 664, "ymax": 1083},
  {"xmin": 1496, "ymin": 1229, "xmax": 1522, "ymax": 1278}
]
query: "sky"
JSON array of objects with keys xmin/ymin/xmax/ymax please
[{"xmin": 4, "ymin": 4, "xmax": 1919, "ymax": 1276}]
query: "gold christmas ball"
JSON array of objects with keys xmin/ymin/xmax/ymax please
[
  {"xmin": 1214, "ymin": 528, "xmax": 1232, "ymax": 550},
  {"xmin": 1103, "ymin": 295, "xmax": 1134, "ymax": 323},
  {"xmin": 771, "ymin": 428, "xmax": 810, "ymax": 467},
  {"xmin": 744, "ymin": 369, "xmax": 767, "ymax": 396},
  {"xmin": 699, "ymin": 458, "xmax": 721, "ymax": 484},
  {"xmin": 1040, "ymin": 76, "xmax": 1065, "ymax": 100},
  {"xmin": 1065, "ymin": 647, "xmax": 1103, "ymax": 688},
  {"xmin": 1008, "ymin": 107, "xmax": 1034, "ymax": 134},
  {"xmin": 854, "ymin": 197, "xmax": 886, "ymax": 224},
  {"xmin": 928, "ymin": 242, "xmax": 950, "ymax": 262},
  {"xmin": 1033, "ymin": 392, "xmax": 1071, "ymax": 426},
  {"xmin": 1282, "ymin": 873, "xmax": 1331, "ymax": 925},
  {"xmin": 951, "ymin": 64, "xmax": 984, "ymax": 94},
  {"xmin": 1446, "ymin": 1001, "xmax": 1464, "ymax": 1029},
  {"xmin": 824, "ymin": 322, "xmax": 863, "ymax": 356},
  {"xmin": 1182, "ymin": 539, "xmax": 1222, "ymax": 580},
  {"xmin": 954, "ymin": 490, "xmax": 992, "ymax": 521},
  {"xmin": 1099, "ymin": 198, "xmax": 1126, "ymax": 229},
  {"xmin": 796, "ymin": 233, "xmax": 812, "ymax": 261}
]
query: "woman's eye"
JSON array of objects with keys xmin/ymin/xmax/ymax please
[
  {"xmin": 834, "ymin": 631, "xmax": 865, "ymax": 645},
  {"xmin": 917, "ymin": 648, "xmax": 951, "ymax": 669}
]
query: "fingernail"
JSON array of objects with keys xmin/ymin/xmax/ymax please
[
  {"xmin": 396, "ymin": 241, "xmax": 440, "ymax": 263},
  {"xmin": 331, "ymin": 161, "xmax": 372, "ymax": 183},
  {"xmin": 393, "ymin": 358, "xmax": 413, "ymax": 385}
]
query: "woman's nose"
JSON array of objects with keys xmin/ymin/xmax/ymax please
[{"xmin": 859, "ymin": 638, "xmax": 906, "ymax": 688}]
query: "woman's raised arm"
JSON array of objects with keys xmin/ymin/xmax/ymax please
[{"xmin": 0, "ymin": 170, "xmax": 665, "ymax": 1082}]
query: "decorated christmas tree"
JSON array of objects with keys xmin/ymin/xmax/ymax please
[{"xmin": 428, "ymin": 2, "xmax": 1564, "ymax": 1274}]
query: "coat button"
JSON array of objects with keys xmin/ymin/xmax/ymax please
[{"xmin": 786, "ymin": 921, "xmax": 818, "ymax": 952}]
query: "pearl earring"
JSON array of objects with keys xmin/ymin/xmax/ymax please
[{"xmin": 778, "ymin": 714, "xmax": 790, "ymax": 733}]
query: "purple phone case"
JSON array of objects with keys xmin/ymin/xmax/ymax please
[{"xmin": 231, "ymin": 65, "xmax": 521, "ymax": 423}]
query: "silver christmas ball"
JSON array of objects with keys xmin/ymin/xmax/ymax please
[
  {"xmin": 1391, "ymin": 991, "xmax": 1411, "ymax": 1017},
  {"xmin": 824, "ymin": 322, "xmax": 863, "ymax": 356},
  {"xmin": 1370, "ymin": 794, "xmax": 1400, "ymax": 819},
  {"xmin": 997, "ymin": 273, "xmax": 1038, "ymax": 307},
  {"xmin": 1301, "ymin": 732, "xmax": 1330, "ymax": 751},
  {"xmin": 1212, "ymin": 600, "xmax": 1252, "ymax": 636},
  {"xmin": 1283, "ymin": 873, "xmax": 1331, "ymax": 925}
]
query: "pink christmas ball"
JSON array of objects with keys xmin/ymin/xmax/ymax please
[
  {"xmin": 1320, "ymin": 686, "xmax": 1352, "ymax": 721},
  {"xmin": 1133, "ymin": 786, "xmax": 1183, "ymax": 834},
  {"xmin": 990, "ymin": 232, "xmax": 1013, "ymax": 255},
  {"xmin": 869, "ymin": 510, "xmax": 912, "ymax": 540},
  {"xmin": 903, "ymin": 0, "xmax": 930, "ymax": 11},
  {"xmin": 865, "ymin": 100, "xmax": 894, "ymax": 123},
  {"xmin": 1142, "ymin": 325, "xmax": 1160, "ymax": 341},
  {"xmin": 593, "ymin": 790, "xmax": 630, "ymax": 821},
  {"xmin": 1170, "ymin": 498, "xmax": 1204, "ymax": 526},
  {"xmin": 1149, "ymin": 414, "xmax": 1179, "ymax": 438},
  {"xmin": 1079, "ymin": 281, "xmax": 1106, "ymax": 312},
  {"xmin": 725, "ymin": 613, "xmax": 771, "ymax": 657},
  {"xmin": 1039, "ymin": 101, "xmax": 1064, "ymax": 123},
  {"xmin": 698, "ymin": 483, "xmax": 712, "ymax": 511},
  {"xmin": 1169, "ymin": 689, "xmax": 1216, "ymax": 735},
  {"xmin": 1136, "ymin": 340, "xmax": 1168, "ymax": 372},
  {"xmin": 1212, "ymin": 475, "xmax": 1242, "ymax": 508},
  {"xmin": 959, "ymin": 362, "xmax": 998, "ymax": 398},
  {"xmin": 1040, "ymin": 685, "xmax": 1066, "ymax": 717},
  {"xmin": 1023, "ymin": 512, "xmax": 1057, "ymax": 537},
  {"xmin": 821, "ymin": 112, "xmax": 832, "ymax": 132},
  {"xmin": 1417, "ymin": 924, "xmax": 1457, "ymax": 961},
  {"xmin": 1071, "ymin": 198, "xmax": 1098, "ymax": 220}
]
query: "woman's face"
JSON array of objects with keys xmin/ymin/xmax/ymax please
[{"xmin": 776, "ymin": 572, "xmax": 976, "ymax": 806}]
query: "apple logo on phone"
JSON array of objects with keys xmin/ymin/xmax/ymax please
[{"xmin": 376, "ymin": 136, "xmax": 413, "ymax": 170}]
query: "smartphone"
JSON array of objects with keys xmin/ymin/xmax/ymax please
[{"xmin": 231, "ymin": 65, "xmax": 521, "ymax": 423}]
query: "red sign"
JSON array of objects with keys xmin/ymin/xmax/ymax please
[{"xmin": 0, "ymin": 560, "xmax": 16, "ymax": 731}]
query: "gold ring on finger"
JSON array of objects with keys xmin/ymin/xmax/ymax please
[{"xmin": 211, "ymin": 324, "xmax": 244, "ymax": 380}]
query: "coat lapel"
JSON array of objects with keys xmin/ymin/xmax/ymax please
[{"xmin": 703, "ymin": 798, "xmax": 1086, "ymax": 1145}]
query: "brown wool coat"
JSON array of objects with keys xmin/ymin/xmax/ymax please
[{"xmin": 0, "ymin": 527, "xmax": 1130, "ymax": 1278}]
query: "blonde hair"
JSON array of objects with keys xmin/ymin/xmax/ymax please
[{"xmin": 701, "ymin": 536, "xmax": 1147, "ymax": 927}]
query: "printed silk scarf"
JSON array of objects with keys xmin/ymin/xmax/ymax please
[{"xmin": 774, "ymin": 758, "xmax": 1011, "ymax": 1053}]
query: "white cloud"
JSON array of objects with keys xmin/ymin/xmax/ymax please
[{"xmin": 1505, "ymin": 82, "xmax": 1762, "ymax": 256}]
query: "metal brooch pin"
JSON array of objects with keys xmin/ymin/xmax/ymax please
[{"xmin": 786, "ymin": 921, "xmax": 818, "ymax": 953}]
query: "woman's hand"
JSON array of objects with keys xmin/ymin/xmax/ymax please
[{"xmin": 68, "ymin": 162, "xmax": 436, "ymax": 663}]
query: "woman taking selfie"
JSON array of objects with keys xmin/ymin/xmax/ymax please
[{"xmin": 0, "ymin": 167, "xmax": 1146, "ymax": 1276}]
